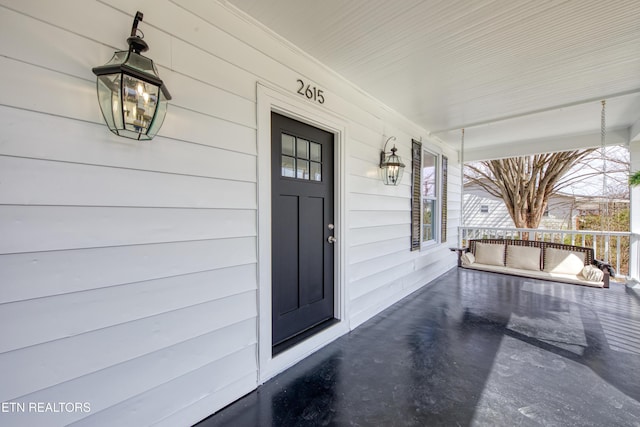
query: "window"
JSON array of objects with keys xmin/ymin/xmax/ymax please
[
  {"xmin": 422, "ymin": 150, "xmax": 438, "ymax": 243},
  {"xmin": 281, "ymin": 133, "xmax": 322, "ymax": 181},
  {"xmin": 480, "ymin": 205, "xmax": 489, "ymax": 213},
  {"xmin": 411, "ymin": 141, "xmax": 446, "ymax": 249}
]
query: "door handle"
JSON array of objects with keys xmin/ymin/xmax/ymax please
[{"xmin": 327, "ymin": 236, "xmax": 337, "ymax": 244}]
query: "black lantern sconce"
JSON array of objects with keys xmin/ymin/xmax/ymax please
[
  {"xmin": 379, "ymin": 136, "xmax": 406, "ymax": 186},
  {"xmin": 92, "ymin": 11, "xmax": 171, "ymax": 140}
]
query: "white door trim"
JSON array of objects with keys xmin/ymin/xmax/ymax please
[{"xmin": 256, "ymin": 81, "xmax": 349, "ymax": 383}]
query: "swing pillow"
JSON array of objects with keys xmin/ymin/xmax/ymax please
[
  {"xmin": 506, "ymin": 245, "xmax": 541, "ymax": 271},
  {"xmin": 543, "ymin": 247, "xmax": 586, "ymax": 275},
  {"xmin": 474, "ymin": 242, "xmax": 506, "ymax": 266}
]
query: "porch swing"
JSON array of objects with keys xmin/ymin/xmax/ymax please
[{"xmin": 455, "ymin": 101, "xmax": 614, "ymax": 288}]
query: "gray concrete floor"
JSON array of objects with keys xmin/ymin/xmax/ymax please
[{"xmin": 196, "ymin": 268, "xmax": 640, "ymax": 426}]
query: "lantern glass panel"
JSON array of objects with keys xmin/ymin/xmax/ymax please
[
  {"xmin": 146, "ymin": 94, "xmax": 168, "ymax": 139},
  {"xmin": 96, "ymin": 73, "xmax": 121, "ymax": 131},
  {"xmin": 126, "ymin": 52, "xmax": 156, "ymax": 73},
  {"xmin": 122, "ymin": 75, "xmax": 160, "ymax": 137}
]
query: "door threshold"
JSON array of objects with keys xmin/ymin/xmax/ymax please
[{"xmin": 272, "ymin": 318, "xmax": 340, "ymax": 356}]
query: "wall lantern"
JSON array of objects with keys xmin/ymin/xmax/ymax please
[
  {"xmin": 92, "ymin": 11, "xmax": 171, "ymax": 140},
  {"xmin": 379, "ymin": 136, "xmax": 406, "ymax": 185}
]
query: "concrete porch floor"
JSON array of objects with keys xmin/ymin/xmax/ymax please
[{"xmin": 196, "ymin": 268, "xmax": 640, "ymax": 426}]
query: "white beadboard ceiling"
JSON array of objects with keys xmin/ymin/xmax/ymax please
[{"xmin": 225, "ymin": 0, "xmax": 640, "ymax": 157}]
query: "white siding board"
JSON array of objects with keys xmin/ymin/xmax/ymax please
[
  {"xmin": 0, "ymin": 292, "xmax": 257, "ymax": 403},
  {"xmin": 349, "ymin": 224, "xmax": 409, "ymax": 246},
  {"xmin": 350, "ymin": 260, "xmax": 454, "ymax": 329},
  {"xmin": 414, "ymin": 246, "xmax": 457, "ymax": 271},
  {"xmin": 350, "ymin": 275, "xmax": 407, "ymax": 321},
  {"xmin": 4, "ymin": 328, "xmax": 257, "ymax": 427},
  {"xmin": 0, "ymin": 206, "xmax": 256, "ymax": 254},
  {"xmin": 0, "ymin": 157, "xmax": 256, "ymax": 209},
  {"xmin": 349, "ymin": 156, "xmax": 384, "ymax": 181},
  {"xmin": 164, "ymin": 69, "xmax": 257, "ymax": 128},
  {"xmin": 349, "ymin": 262, "xmax": 414, "ymax": 301},
  {"xmin": 0, "ymin": 6, "xmax": 115, "ymax": 81},
  {"xmin": 0, "ymin": 264, "xmax": 256, "ymax": 353},
  {"xmin": 169, "ymin": 39, "xmax": 256, "ymax": 102},
  {"xmin": 0, "ymin": 237, "xmax": 256, "ymax": 303},
  {"xmin": 0, "ymin": 0, "xmax": 146, "ymax": 52},
  {"xmin": 161, "ymin": 107, "xmax": 257, "ymax": 154},
  {"xmin": 153, "ymin": 372, "xmax": 257, "ymax": 427},
  {"xmin": 349, "ymin": 175, "xmax": 411, "ymax": 197},
  {"xmin": 71, "ymin": 352, "xmax": 257, "ymax": 427},
  {"xmin": 349, "ymin": 250, "xmax": 416, "ymax": 283},
  {"xmin": 0, "ymin": 107, "xmax": 256, "ymax": 180},
  {"xmin": 349, "ymin": 193, "xmax": 410, "ymax": 211},
  {"xmin": 349, "ymin": 211, "xmax": 410, "ymax": 229},
  {"xmin": 0, "ymin": 56, "xmax": 99, "ymax": 123},
  {"xmin": 349, "ymin": 237, "xmax": 408, "ymax": 265}
]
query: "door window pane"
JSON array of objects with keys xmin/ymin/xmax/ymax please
[
  {"xmin": 281, "ymin": 155, "xmax": 295, "ymax": 178},
  {"xmin": 282, "ymin": 134, "xmax": 295, "ymax": 156},
  {"xmin": 297, "ymin": 139, "xmax": 309, "ymax": 159},
  {"xmin": 310, "ymin": 162, "xmax": 322, "ymax": 181},
  {"xmin": 310, "ymin": 142, "xmax": 322, "ymax": 162},
  {"xmin": 297, "ymin": 160, "xmax": 309, "ymax": 179}
]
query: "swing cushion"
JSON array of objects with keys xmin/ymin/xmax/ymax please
[{"xmin": 543, "ymin": 247, "xmax": 586, "ymax": 275}]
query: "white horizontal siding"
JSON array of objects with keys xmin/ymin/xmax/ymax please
[
  {"xmin": 0, "ymin": 0, "xmax": 460, "ymax": 424},
  {"xmin": 0, "ymin": 291, "xmax": 257, "ymax": 403},
  {"xmin": 1, "ymin": 264, "xmax": 256, "ymax": 353},
  {"xmin": 0, "ymin": 156, "xmax": 256, "ymax": 209},
  {"xmin": 0, "ymin": 206, "xmax": 256, "ymax": 253},
  {"xmin": 4, "ymin": 326, "xmax": 257, "ymax": 427},
  {"xmin": 1, "ymin": 237, "xmax": 257, "ymax": 303}
]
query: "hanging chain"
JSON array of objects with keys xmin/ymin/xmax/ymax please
[
  {"xmin": 600, "ymin": 100, "xmax": 609, "ymax": 262},
  {"xmin": 460, "ymin": 128, "xmax": 465, "ymax": 231}
]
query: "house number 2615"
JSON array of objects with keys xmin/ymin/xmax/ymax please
[{"xmin": 296, "ymin": 79, "xmax": 325, "ymax": 104}]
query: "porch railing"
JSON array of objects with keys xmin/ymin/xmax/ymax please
[{"xmin": 458, "ymin": 226, "xmax": 637, "ymax": 280}]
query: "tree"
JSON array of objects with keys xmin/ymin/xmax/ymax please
[{"xmin": 466, "ymin": 150, "xmax": 597, "ymax": 228}]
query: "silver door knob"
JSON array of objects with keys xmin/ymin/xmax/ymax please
[{"xmin": 327, "ymin": 236, "xmax": 337, "ymax": 244}]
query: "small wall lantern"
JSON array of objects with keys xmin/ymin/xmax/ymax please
[
  {"xmin": 92, "ymin": 11, "xmax": 171, "ymax": 140},
  {"xmin": 379, "ymin": 136, "xmax": 406, "ymax": 185}
]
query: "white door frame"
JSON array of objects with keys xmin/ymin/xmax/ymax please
[{"xmin": 256, "ymin": 82, "xmax": 349, "ymax": 383}]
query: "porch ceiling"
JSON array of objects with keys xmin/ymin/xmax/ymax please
[{"xmin": 225, "ymin": 0, "xmax": 640, "ymax": 158}]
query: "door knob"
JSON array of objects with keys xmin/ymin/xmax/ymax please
[{"xmin": 327, "ymin": 236, "xmax": 337, "ymax": 244}]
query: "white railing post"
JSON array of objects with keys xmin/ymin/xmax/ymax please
[{"xmin": 631, "ymin": 233, "xmax": 640, "ymax": 282}]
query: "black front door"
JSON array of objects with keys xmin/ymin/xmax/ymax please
[{"xmin": 271, "ymin": 112, "xmax": 335, "ymax": 352}]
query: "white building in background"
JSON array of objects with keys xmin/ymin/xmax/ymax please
[{"xmin": 463, "ymin": 182, "xmax": 629, "ymax": 230}]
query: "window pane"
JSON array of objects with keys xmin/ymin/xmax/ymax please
[
  {"xmin": 422, "ymin": 152, "xmax": 437, "ymax": 198},
  {"xmin": 297, "ymin": 138, "xmax": 309, "ymax": 159},
  {"xmin": 422, "ymin": 199, "xmax": 435, "ymax": 242},
  {"xmin": 310, "ymin": 142, "xmax": 322, "ymax": 162},
  {"xmin": 282, "ymin": 134, "xmax": 295, "ymax": 156},
  {"xmin": 297, "ymin": 160, "xmax": 309, "ymax": 179},
  {"xmin": 281, "ymin": 155, "xmax": 295, "ymax": 177},
  {"xmin": 310, "ymin": 162, "xmax": 322, "ymax": 181}
]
